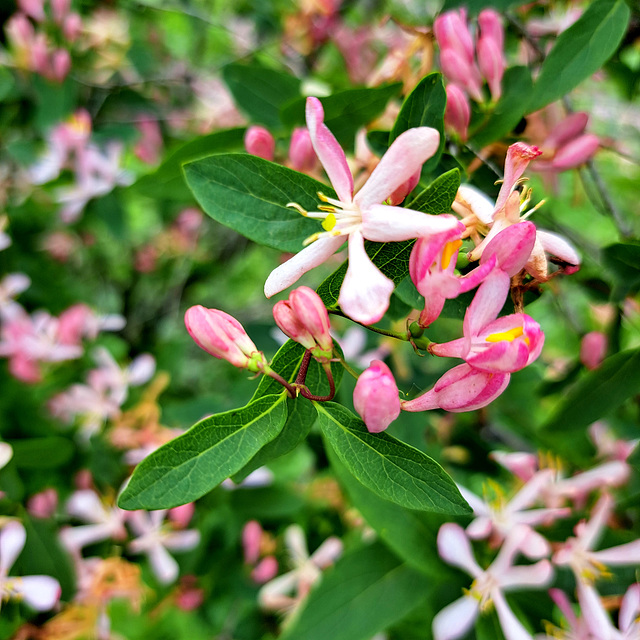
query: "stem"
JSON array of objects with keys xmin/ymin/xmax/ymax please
[
  {"xmin": 295, "ymin": 350, "xmax": 313, "ymax": 386},
  {"xmin": 298, "ymin": 363, "xmax": 335, "ymax": 402},
  {"xmin": 264, "ymin": 368, "xmax": 297, "ymax": 398},
  {"xmin": 328, "ymin": 310, "xmax": 409, "ymax": 340},
  {"xmin": 334, "ymin": 350, "xmax": 359, "ymax": 380}
]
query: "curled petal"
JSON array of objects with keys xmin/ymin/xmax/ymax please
[
  {"xmin": 453, "ymin": 185, "xmax": 495, "ymax": 225},
  {"xmin": 495, "ymin": 143, "xmax": 542, "ymax": 214},
  {"xmin": 480, "ymin": 222, "xmax": 536, "ymax": 277},
  {"xmin": 355, "ymin": 127, "xmax": 440, "ymax": 210},
  {"xmin": 338, "ymin": 231, "xmax": 394, "ymax": 325},
  {"xmin": 264, "ymin": 235, "xmax": 346, "ymax": 297},
  {"xmin": 535, "ymin": 229, "xmax": 580, "ymax": 267}
]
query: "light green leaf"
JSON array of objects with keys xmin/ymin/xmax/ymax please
[
  {"xmin": 528, "ymin": 0, "xmax": 630, "ymax": 112},
  {"xmin": 222, "ymin": 63, "xmax": 301, "ymax": 128},
  {"xmin": 390, "ymin": 73, "xmax": 446, "ymax": 173},
  {"xmin": 184, "ymin": 154, "xmax": 335, "ymax": 252},
  {"xmin": 317, "ymin": 403, "xmax": 470, "ymax": 514},
  {"xmin": 118, "ymin": 394, "xmax": 288, "ymax": 510},
  {"xmin": 281, "ymin": 542, "xmax": 431, "ymax": 640}
]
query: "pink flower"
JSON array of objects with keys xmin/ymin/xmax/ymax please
[
  {"xmin": 185, "ymin": 306, "xmax": 267, "ymax": 372},
  {"xmin": 433, "ymin": 523, "xmax": 553, "ymax": 640},
  {"xmin": 242, "ymin": 520, "xmax": 263, "ymax": 565},
  {"xmin": 401, "ymin": 363, "xmax": 511, "ymax": 413},
  {"xmin": 579, "ymin": 331, "xmax": 607, "ymax": 370},
  {"xmin": 244, "ymin": 126, "xmax": 275, "ymax": 161},
  {"xmin": 134, "ymin": 117, "xmax": 163, "ymax": 165},
  {"xmin": 251, "ymin": 556, "xmax": 279, "ymax": 584},
  {"xmin": 353, "ymin": 359, "xmax": 401, "ymax": 433},
  {"xmin": 264, "ymin": 96, "xmax": 460, "ymax": 325},
  {"xmin": 0, "ymin": 521, "xmax": 61, "ymax": 611},
  {"xmin": 429, "ymin": 270, "xmax": 544, "ymax": 374},
  {"xmin": 27, "ymin": 488, "xmax": 59, "ymax": 519}
]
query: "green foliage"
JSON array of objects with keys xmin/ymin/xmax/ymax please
[{"xmin": 602, "ymin": 242, "xmax": 640, "ymax": 300}]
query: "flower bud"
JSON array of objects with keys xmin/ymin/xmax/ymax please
[
  {"xmin": 242, "ymin": 520, "xmax": 263, "ymax": 565},
  {"xmin": 434, "ymin": 10, "xmax": 474, "ymax": 65},
  {"xmin": 353, "ymin": 360, "xmax": 400, "ymax": 433},
  {"xmin": 18, "ymin": 0, "xmax": 45, "ymax": 22},
  {"xmin": 63, "ymin": 13, "xmax": 82, "ymax": 42},
  {"xmin": 51, "ymin": 48, "xmax": 71, "ymax": 83},
  {"xmin": 444, "ymin": 84, "xmax": 470, "ymax": 141},
  {"xmin": 168, "ymin": 502, "xmax": 195, "ymax": 529},
  {"xmin": 439, "ymin": 49, "xmax": 484, "ymax": 103},
  {"xmin": 550, "ymin": 134, "xmax": 599, "ymax": 170},
  {"xmin": 477, "ymin": 10, "xmax": 504, "ymax": 51},
  {"xmin": 580, "ymin": 331, "xmax": 607, "ymax": 370},
  {"xmin": 185, "ymin": 306, "xmax": 266, "ymax": 372},
  {"xmin": 27, "ymin": 488, "xmax": 58, "ymax": 518},
  {"xmin": 251, "ymin": 556, "xmax": 278, "ymax": 584},
  {"xmin": 289, "ymin": 127, "xmax": 317, "ymax": 172},
  {"xmin": 476, "ymin": 34, "xmax": 504, "ymax": 102},
  {"xmin": 244, "ymin": 126, "xmax": 275, "ymax": 161},
  {"xmin": 544, "ymin": 112, "xmax": 589, "ymax": 151},
  {"xmin": 51, "ymin": 0, "xmax": 71, "ymax": 24}
]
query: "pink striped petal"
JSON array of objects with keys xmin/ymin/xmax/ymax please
[
  {"xmin": 305, "ymin": 97, "xmax": 353, "ymax": 203},
  {"xmin": 264, "ymin": 235, "xmax": 346, "ymax": 297},
  {"xmin": 355, "ymin": 127, "xmax": 440, "ymax": 210},
  {"xmin": 480, "ymin": 222, "xmax": 536, "ymax": 277},
  {"xmin": 591, "ymin": 539, "xmax": 640, "ymax": 566},
  {"xmin": 535, "ymin": 229, "xmax": 580, "ymax": 266}
]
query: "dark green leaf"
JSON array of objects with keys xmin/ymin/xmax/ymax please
[
  {"xmin": 602, "ymin": 242, "xmax": 640, "ymax": 299},
  {"xmin": 184, "ymin": 154, "xmax": 335, "ymax": 252},
  {"xmin": 222, "ymin": 63, "xmax": 301, "ymax": 128},
  {"xmin": 407, "ymin": 168, "xmax": 460, "ymax": 214},
  {"xmin": 281, "ymin": 543, "xmax": 431, "ymax": 640},
  {"xmin": 9, "ymin": 437, "xmax": 75, "ymax": 469},
  {"xmin": 317, "ymin": 403, "xmax": 471, "ymax": 514},
  {"xmin": 440, "ymin": 0, "xmax": 521, "ymax": 13},
  {"xmin": 118, "ymin": 394, "xmax": 288, "ymax": 510},
  {"xmin": 281, "ymin": 85, "xmax": 402, "ymax": 149},
  {"xmin": 134, "ymin": 128, "xmax": 245, "ymax": 199},
  {"xmin": 528, "ymin": 0, "xmax": 630, "ymax": 112},
  {"xmin": 391, "ymin": 73, "xmax": 446, "ymax": 172},
  {"xmin": 470, "ymin": 66, "xmax": 533, "ymax": 147},
  {"xmin": 543, "ymin": 348, "xmax": 640, "ymax": 436},
  {"xmin": 0, "ymin": 67, "xmax": 15, "ymax": 102}
]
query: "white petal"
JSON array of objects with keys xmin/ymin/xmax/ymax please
[
  {"xmin": 433, "ymin": 596, "xmax": 479, "ymax": 640},
  {"xmin": 13, "ymin": 575, "xmax": 61, "ymax": 611},
  {"xmin": 453, "ymin": 185, "xmax": 495, "ymax": 224},
  {"xmin": 492, "ymin": 590, "xmax": 535, "ymax": 640},
  {"xmin": 591, "ymin": 539, "xmax": 640, "ymax": 567},
  {"xmin": 576, "ymin": 582, "xmax": 615, "ymax": 637},
  {"xmin": 148, "ymin": 543, "xmax": 179, "ymax": 585},
  {"xmin": 127, "ymin": 354, "xmax": 156, "ymax": 386},
  {"xmin": 362, "ymin": 205, "xmax": 461, "ymax": 242},
  {"xmin": 59, "ymin": 522, "xmax": 118, "ymax": 551},
  {"xmin": 0, "ymin": 521, "xmax": 26, "ymax": 575},
  {"xmin": 163, "ymin": 529, "xmax": 201, "ymax": 552},
  {"xmin": 65, "ymin": 490, "xmax": 107, "ymax": 523},
  {"xmin": 355, "ymin": 127, "xmax": 439, "ymax": 210},
  {"xmin": 338, "ymin": 231, "xmax": 394, "ymax": 325},
  {"xmin": 264, "ymin": 236, "xmax": 346, "ymax": 298},
  {"xmin": 536, "ymin": 229, "xmax": 580, "ymax": 266},
  {"xmin": 619, "ymin": 584, "xmax": 640, "ymax": 633},
  {"xmin": 310, "ymin": 537, "xmax": 343, "ymax": 569},
  {"xmin": 501, "ymin": 560, "xmax": 553, "ymax": 590},
  {"xmin": 437, "ymin": 523, "xmax": 481, "ymax": 577},
  {"xmin": 0, "ymin": 443, "xmax": 13, "ymax": 470},
  {"xmin": 285, "ymin": 525, "xmax": 310, "ymax": 566}
]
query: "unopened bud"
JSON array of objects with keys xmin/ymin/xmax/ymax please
[
  {"xmin": 289, "ymin": 127, "xmax": 318, "ymax": 172},
  {"xmin": 244, "ymin": 126, "xmax": 275, "ymax": 161},
  {"xmin": 544, "ymin": 112, "xmax": 589, "ymax": 151},
  {"xmin": 51, "ymin": 49, "xmax": 71, "ymax": 83},
  {"xmin": 580, "ymin": 331, "xmax": 607, "ymax": 370},
  {"xmin": 251, "ymin": 556, "xmax": 278, "ymax": 584},
  {"xmin": 51, "ymin": 0, "xmax": 71, "ymax": 24},
  {"xmin": 63, "ymin": 13, "xmax": 82, "ymax": 42},
  {"xmin": 18, "ymin": 0, "xmax": 45, "ymax": 22},
  {"xmin": 434, "ymin": 10, "xmax": 474, "ymax": 65},
  {"xmin": 551, "ymin": 134, "xmax": 599, "ymax": 170},
  {"xmin": 477, "ymin": 35, "xmax": 504, "ymax": 102},
  {"xmin": 353, "ymin": 360, "xmax": 400, "ymax": 433},
  {"xmin": 242, "ymin": 520, "xmax": 263, "ymax": 565},
  {"xmin": 439, "ymin": 49, "xmax": 484, "ymax": 103},
  {"xmin": 478, "ymin": 10, "xmax": 504, "ymax": 52},
  {"xmin": 185, "ymin": 306, "xmax": 266, "ymax": 372},
  {"xmin": 444, "ymin": 84, "xmax": 470, "ymax": 141}
]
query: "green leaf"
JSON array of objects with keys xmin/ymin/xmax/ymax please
[
  {"xmin": 184, "ymin": 154, "xmax": 335, "ymax": 252},
  {"xmin": 326, "ymin": 444, "xmax": 446, "ymax": 576},
  {"xmin": 134, "ymin": 129, "xmax": 245, "ymax": 199},
  {"xmin": 543, "ymin": 348, "xmax": 640, "ymax": 437},
  {"xmin": 0, "ymin": 67, "xmax": 15, "ymax": 102},
  {"xmin": 281, "ymin": 84, "xmax": 402, "ymax": 149},
  {"xmin": 222, "ymin": 63, "xmax": 301, "ymax": 128},
  {"xmin": 281, "ymin": 542, "xmax": 431, "ymax": 640},
  {"xmin": 316, "ymin": 169, "xmax": 461, "ymax": 310},
  {"xmin": 602, "ymin": 242, "xmax": 640, "ymax": 299},
  {"xmin": 440, "ymin": 0, "xmax": 521, "ymax": 13},
  {"xmin": 9, "ymin": 437, "xmax": 75, "ymax": 469},
  {"xmin": 528, "ymin": 0, "xmax": 630, "ymax": 113},
  {"xmin": 118, "ymin": 394, "xmax": 288, "ymax": 510},
  {"xmin": 470, "ymin": 66, "xmax": 533, "ymax": 147},
  {"xmin": 317, "ymin": 403, "xmax": 471, "ymax": 514},
  {"xmin": 390, "ymin": 73, "xmax": 446, "ymax": 173}
]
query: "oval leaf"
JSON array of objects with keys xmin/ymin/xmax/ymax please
[
  {"xmin": 316, "ymin": 402, "xmax": 470, "ymax": 515},
  {"xmin": 118, "ymin": 394, "xmax": 288, "ymax": 510}
]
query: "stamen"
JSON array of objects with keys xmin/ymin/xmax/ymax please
[
  {"xmin": 322, "ymin": 213, "xmax": 337, "ymax": 231},
  {"xmin": 441, "ymin": 239, "xmax": 463, "ymax": 270},
  {"xmin": 287, "ymin": 202, "xmax": 308, "ymax": 216}
]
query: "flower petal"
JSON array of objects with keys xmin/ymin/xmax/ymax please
[
  {"xmin": 433, "ymin": 595, "xmax": 479, "ymax": 640},
  {"xmin": 338, "ymin": 231, "xmax": 394, "ymax": 325},
  {"xmin": 355, "ymin": 127, "xmax": 440, "ymax": 210},
  {"xmin": 264, "ymin": 235, "xmax": 346, "ymax": 298},
  {"xmin": 147, "ymin": 543, "xmax": 179, "ymax": 585},
  {"xmin": 437, "ymin": 523, "xmax": 481, "ymax": 577},
  {"xmin": 492, "ymin": 590, "xmax": 536, "ymax": 640},
  {"xmin": 12, "ymin": 575, "xmax": 61, "ymax": 611},
  {"xmin": 362, "ymin": 206, "xmax": 462, "ymax": 242},
  {"xmin": 0, "ymin": 521, "xmax": 26, "ymax": 575},
  {"xmin": 536, "ymin": 229, "xmax": 580, "ymax": 266},
  {"xmin": 464, "ymin": 269, "xmax": 510, "ymax": 337}
]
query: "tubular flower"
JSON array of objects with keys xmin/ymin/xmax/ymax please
[
  {"xmin": 264, "ymin": 96, "xmax": 461, "ymax": 325},
  {"xmin": 409, "ymin": 226, "xmax": 495, "ymax": 328},
  {"xmin": 353, "ymin": 360, "xmax": 401, "ymax": 433},
  {"xmin": 429, "ymin": 270, "xmax": 544, "ymax": 374}
]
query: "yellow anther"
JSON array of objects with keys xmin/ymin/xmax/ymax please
[
  {"xmin": 486, "ymin": 327, "xmax": 524, "ymax": 343},
  {"xmin": 318, "ymin": 205, "xmax": 336, "ymax": 213},
  {"xmin": 322, "ymin": 213, "xmax": 337, "ymax": 231},
  {"xmin": 441, "ymin": 239, "xmax": 463, "ymax": 270},
  {"xmin": 287, "ymin": 202, "xmax": 308, "ymax": 216}
]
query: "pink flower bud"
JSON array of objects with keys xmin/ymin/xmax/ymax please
[
  {"xmin": 251, "ymin": 556, "xmax": 278, "ymax": 584},
  {"xmin": 544, "ymin": 112, "xmax": 589, "ymax": 151},
  {"xmin": 175, "ymin": 576, "xmax": 204, "ymax": 611},
  {"xmin": 550, "ymin": 134, "xmax": 599, "ymax": 170},
  {"xmin": 51, "ymin": 0, "xmax": 71, "ymax": 24},
  {"xmin": 273, "ymin": 300, "xmax": 316, "ymax": 351},
  {"xmin": 18, "ymin": 0, "xmax": 45, "ymax": 22},
  {"xmin": 244, "ymin": 126, "xmax": 275, "ymax": 161},
  {"xmin": 476, "ymin": 34, "xmax": 504, "ymax": 102},
  {"xmin": 63, "ymin": 13, "xmax": 82, "ymax": 42},
  {"xmin": 353, "ymin": 360, "xmax": 401, "ymax": 433},
  {"xmin": 444, "ymin": 84, "xmax": 470, "ymax": 141},
  {"xmin": 478, "ymin": 10, "xmax": 504, "ymax": 52},
  {"xmin": 6, "ymin": 14, "xmax": 35, "ymax": 50},
  {"xmin": 401, "ymin": 363, "xmax": 511, "ymax": 413},
  {"xmin": 480, "ymin": 221, "xmax": 536, "ymax": 277},
  {"xmin": 242, "ymin": 520, "xmax": 263, "ymax": 565},
  {"xmin": 580, "ymin": 331, "xmax": 607, "ymax": 370},
  {"xmin": 27, "ymin": 488, "xmax": 58, "ymax": 518},
  {"xmin": 185, "ymin": 306, "xmax": 264, "ymax": 371},
  {"xmin": 439, "ymin": 49, "xmax": 484, "ymax": 103},
  {"xmin": 30, "ymin": 34, "xmax": 50, "ymax": 77},
  {"xmin": 57, "ymin": 303, "xmax": 92, "ymax": 345},
  {"xmin": 386, "ymin": 169, "xmax": 421, "ymax": 206},
  {"xmin": 434, "ymin": 10, "xmax": 474, "ymax": 65},
  {"xmin": 168, "ymin": 502, "xmax": 195, "ymax": 529},
  {"xmin": 50, "ymin": 49, "xmax": 71, "ymax": 83},
  {"xmin": 289, "ymin": 127, "xmax": 318, "ymax": 172}
]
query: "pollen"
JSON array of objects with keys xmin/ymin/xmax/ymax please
[
  {"xmin": 486, "ymin": 327, "xmax": 524, "ymax": 343},
  {"xmin": 322, "ymin": 213, "xmax": 337, "ymax": 231},
  {"xmin": 441, "ymin": 239, "xmax": 463, "ymax": 270}
]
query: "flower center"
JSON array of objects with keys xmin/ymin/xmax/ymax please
[
  {"xmin": 441, "ymin": 239, "xmax": 463, "ymax": 270},
  {"xmin": 485, "ymin": 326, "xmax": 526, "ymax": 344}
]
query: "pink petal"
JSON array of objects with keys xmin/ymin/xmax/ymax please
[
  {"xmin": 466, "ymin": 517, "xmax": 493, "ymax": 539},
  {"xmin": 355, "ymin": 127, "xmax": 440, "ymax": 210},
  {"xmin": 576, "ymin": 582, "xmax": 614, "ymax": 636},
  {"xmin": 432, "ymin": 595, "xmax": 479, "ymax": 640},
  {"xmin": 464, "ymin": 270, "xmax": 510, "ymax": 337},
  {"xmin": 264, "ymin": 235, "xmax": 346, "ymax": 297},
  {"xmin": 500, "ymin": 559, "xmax": 553, "ymax": 590},
  {"xmin": 148, "ymin": 543, "xmax": 179, "ymax": 585},
  {"xmin": 507, "ymin": 469, "xmax": 554, "ymax": 512},
  {"xmin": 310, "ymin": 537, "xmax": 343, "ymax": 569},
  {"xmin": 0, "ymin": 521, "xmax": 26, "ymax": 575},
  {"xmin": 338, "ymin": 231, "xmax": 394, "ymax": 325},
  {"xmin": 591, "ymin": 539, "xmax": 640, "ymax": 566},
  {"xmin": 480, "ymin": 222, "xmax": 536, "ymax": 277},
  {"xmin": 305, "ymin": 97, "xmax": 353, "ymax": 203},
  {"xmin": 13, "ymin": 575, "xmax": 61, "ymax": 611},
  {"xmin": 619, "ymin": 584, "xmax": 640, "ymax": 633},
  {"xmin": 362, "ymin": 206, "xmax": 461, "ymax": 242},
  {"xmin": 457, "ymin": 485, "xmax": 490, "ymax": 517},
  {"xmin": 437, "ymin": 523, "xmax": 481, "ymax": 577},
  {"xmin": 491, "ymin": 590, "xmax": 536, "ymax": 640}
]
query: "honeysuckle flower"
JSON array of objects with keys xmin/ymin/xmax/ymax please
[
  {"xmin": 553, "ymin": 494, "xmax": 640, "ymax": 584},
  {"xmin": 133, "ymin": 116, "xmax": 163, "ymax": 165},
  {"xmin": 476, "ymin": 9, "xmax": 505, "ymax": 101},
  {"xmin": 459, "ymin": 470, "xmax": 571, "ymax": 558},
  {"xmin": 580, "ymin": 332, "xmax": 608, "ymax": 370},
  {"xmin": 0, "ymin": 273, "xmax": 30, "ymax": 319},
  {"xmin": 264, "ymin": 96, "xmax": 460, "ymax": 325},
  {"xmin": 127, "ymin": 509, "xmax": 200, "ymax": 585},
  {"xmin": 27, "ymin": 488, "xmax": 58, "ymax": 519},
  {"xmin": 589, "ymin": 421, "xmax": 638, "ymax": 463},
  {"xmin": 272, "ymin": 286, "xmax": 333, "ymax": 362},
  {"xmin": 539, "ymin": 588, "xmax": 594, "ymax": 640},
  {"xmin": 434, "ymin": 523, "xmax": 553, "ymax": 640},
  {"xmin": 258, "ymin": 524, "xmax": 342, "ymax": 621},
  {"xmin": 353, "ymin": 359, "xmax": 401, "ymax": 433},
  {"xmin": 0, "ymin": 521, "xmax": 61, "ymax": 612},
  {"xmin": 576, "ymin": 582, "xmax": 640, "ymax": 640},
  {"xmin": 185, "ymin": 305, "xmax": 268, "ymax": 372},
  {"xmin": 429, "ymin": 270, "xmax": 545, "ymax": 374},
  {"xmin": 409, "ymin": 226, "xmax": 496, "ymax": 328},
  {"xmin": 0, "ymin": 442, "xmax": 12, "ymax": 470},
  {"xmin": 401, "ymin": 362, "xmax": 511, "ymax": 413}
]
